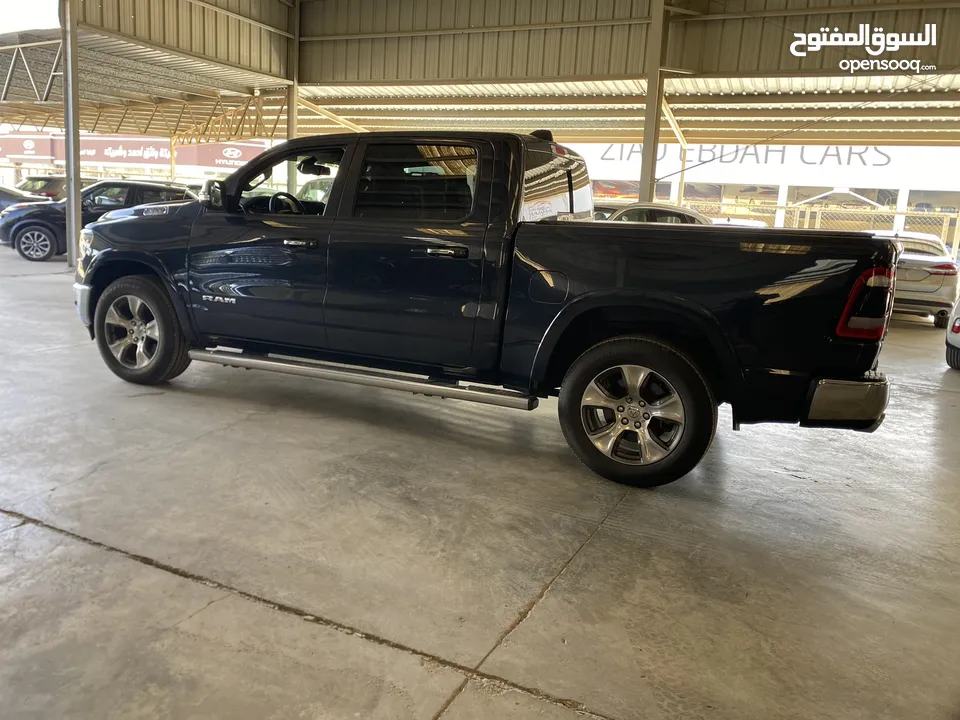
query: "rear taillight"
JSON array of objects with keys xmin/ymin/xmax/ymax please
[
  {"xmin": 952, "ymin": 318, "xmax": 960, "ymax": 335},
  {"xmin": 929, "ymin": 263, "xmax": 958, "ymax": 276},
  {"xmin": 836, "ymin": 266, "xmax": 895, "ymax": 340}
]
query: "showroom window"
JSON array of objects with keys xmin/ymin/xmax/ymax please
[{"xmin": 353, "ymin": 143, "xmax": 477, "ymax": 221}]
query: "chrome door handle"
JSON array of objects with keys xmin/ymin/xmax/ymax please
[
  {"xmin": 283, "ymin": 239, "xmax": 318, "ymax": 248},
  {"xmin": 425, "ymin": 247, "xmax": 467, "ymax": 258}
]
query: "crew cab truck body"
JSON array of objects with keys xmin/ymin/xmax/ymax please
[{"xmin": 74, "ymin": 131, "xmax": 896, "ymax": 487}]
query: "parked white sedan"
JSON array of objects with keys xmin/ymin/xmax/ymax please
[{"xmin": 872, "ymin": 230, "xmax": 959, "ymax": 328}]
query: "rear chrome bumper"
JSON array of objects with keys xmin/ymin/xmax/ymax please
[
  {"xmin": 74, "ymin": 282, "xmax": 93, "ymax": 326},
  {"xmin": 802, "ymin": 374, "xmax": 889, "ymax": 432}
]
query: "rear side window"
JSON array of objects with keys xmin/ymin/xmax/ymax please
[
  {"xmin": 141, "ymin": 187, "xmax": 188, "ymax": 204},
  {"xmin": 521, "ymin": 149, "xmax": 593, "ymax": 222},
  {"xmin": 353, "ymin": 143, "xmax": 477, "ymax": 221},
  {"xmin": 17, "ymin": 178, "xmax": 60, "ymax": 194}
]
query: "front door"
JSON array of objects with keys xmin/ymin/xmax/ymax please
[
  {"xmin": 187, "ymin": 142, "xmax": 352, "ymax": 350},
  {"xmin": 325, "ymin": 139, "xmax": 490, "ymax": 368}
]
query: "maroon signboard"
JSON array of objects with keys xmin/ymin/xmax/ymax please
[
  {"xmin": 175, "ymin": 141, "xmax": 269, "ymax": 169},
  {"xmin": 0, "ymin": 133, "xmax": 268, "ymax": 170},
  {"xmin": 0, "ymin": 134, "xmax": 56, "ymax": 163}
]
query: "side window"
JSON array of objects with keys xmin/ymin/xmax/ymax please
[
  {"xmin": 521, "ymin": 149, "xmax": 593, "ymax": 222},
  {"xmin": 619, "ymin": 209, "xmax": 649, "ymax": 222},
  {"xmin": 141, "ymin": 187, "xmax": 187, "ymax": 204},
  {"xmin": 85, "ymin": 185, "xmax": 129, "ymax": 208},
  {"xmin": 651, "ymin": 209, "xmax": 684, "ymax": 224},
  {"xmin": 353, "ymin": 143, "xmax": 477, "ymax": 221},
  {"xmin": 238, "ymin": 147, "xmax": 345, "ymax": 215}
]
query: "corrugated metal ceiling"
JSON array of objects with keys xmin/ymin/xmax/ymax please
[{"xmin": 2, "ymin": 0, "xmax": 960, "ymax": 144}]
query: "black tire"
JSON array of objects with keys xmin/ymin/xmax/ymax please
[
  {"xmin": 558, "ymin": 336, "xmax": 717, "ymax": 488},
  {"xmin": 947, "ymin": 344, "xmax": 960, "ymax": 370},
  {"xmin": 93, "ymin": 275, "xmax": 192, "ymax": 385},
  {"xmin": 934, "ymin": 313, "xmax": 950, "ymax": 329},
  {"xmin": 14, "ymin": 225, "xmax": 57, "ymax": 261}
]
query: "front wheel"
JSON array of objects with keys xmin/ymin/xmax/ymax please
[
  {"xmin": 93, "ymin": 276, "xmax": 191, "ymax": 385},
  {"xmin": 15, "ymin": 225, "xmax": 57, "ymax": 261},
  {"xmin": 558, "ymin": 336, "xmax": 717, "ymax": 487}
]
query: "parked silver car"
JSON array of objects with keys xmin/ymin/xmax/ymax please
[
  {"xmin": 872, "ymin": 230, "xmax": 959, "ymax": 328},
  {"xmin": 606, "ymin": 202, "xmax": 711, "ymax": 225}
]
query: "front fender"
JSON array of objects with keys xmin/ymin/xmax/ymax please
[
  {"xmin": 80, "ymin": 248, "xmax": 197, "ymax": 344},
  {"xmin": 529, "ymin": 289, "xmax": 745, "ymax": 398}
]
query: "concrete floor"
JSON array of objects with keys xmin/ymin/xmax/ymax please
[{"xmin": 2, "ymin": 255, "xmax": 960, "ymax": 720}]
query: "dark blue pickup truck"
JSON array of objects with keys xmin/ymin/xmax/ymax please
[{"xmin": 74, "ymin": 131, "xmax": 896, "ymax": 487}]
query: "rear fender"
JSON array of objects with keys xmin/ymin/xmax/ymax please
[{"xmin": 530, "ymin": 290, "xmax": 745, "ymax": 400}]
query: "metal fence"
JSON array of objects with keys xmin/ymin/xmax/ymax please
[{"xmin": 683, "ymin": 201, "xmax": 960, "ymax": 257}]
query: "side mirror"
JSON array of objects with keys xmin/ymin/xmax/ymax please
[{"xmin": 199, "ymin": 179, "xmax": 225, "ymax": 210}]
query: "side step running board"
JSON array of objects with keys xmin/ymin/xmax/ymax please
[{"xmin": 188, "ymin": 349, "xmax": 539, "ymax": 411}]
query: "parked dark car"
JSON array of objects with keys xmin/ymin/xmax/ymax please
[
  {"xmin": 0, "ymin": 185, "xmax": 48, "ymax": 212},
  {"xmin": 15, "ymin": 175, "xmax": 97, "ymax": 199},
  {"xmin": 1, "ymin": 180, "xmax": 196, "ymax": 261},
  {"xmin": 74, "ymin": 131, "xmax": 897, "ymax": 488}
]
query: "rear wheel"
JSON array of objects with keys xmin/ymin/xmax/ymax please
[
  {"xmin": 934, "ymin": 312, "xmax": 950, "ymax": 329},
  {"xmin": 947, "ymin": 344, "xmax": 960, "ymax": 370},
  {"xmin": 558, "ymin": 336, "xmax": 717, "ymax": 487},
  {"xmin": 14, "ymin": 225, "xmax": 56, "ymax": 261},
  {"xmin": 93, "ymin": 276, "xmax": 191, "ymax": 385}
]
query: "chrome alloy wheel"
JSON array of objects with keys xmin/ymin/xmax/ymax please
[
  {"xmin": 580, "ymin": 364, "xmax": 685, "ymax": 465},
  {"xmin": 103, "ymin": 295, "xmax": 160, "ymax": 369},
  {"xmin": 18, "ymin": 230, "xmax": 52, "ymax": 259}
]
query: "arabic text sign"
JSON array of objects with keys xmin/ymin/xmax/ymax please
[
  {"xmin": 790, "ymin": 23, "xmax": 936, "ymax": 57},
  {"xmin": 0, "ymin": 134, "xmax": 268, "ymax": 169}
]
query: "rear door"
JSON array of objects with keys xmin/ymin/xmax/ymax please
[{"xmin": 324, "ymin": 138, "xmax": 489, "ymax": 367}]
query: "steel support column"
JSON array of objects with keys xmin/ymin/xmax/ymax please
[
  {"xmin": 661, "ymin": 99, "xmax": 686, "ymax": 204},
  {"xmin": 61, "ymin": 0, "xmax": 82, "ymax": 269},
  {"xmin": 638, "ymin": 0, "xmax": 667, "ymax": 203},
  {"xmin": 286, "ymin": 0, "xmax": 301, "ymax": 194}
]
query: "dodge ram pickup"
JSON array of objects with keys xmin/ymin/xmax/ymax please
[{"xmin": 74, "ymin": 131, "xmax": 896, "ymax": 487}]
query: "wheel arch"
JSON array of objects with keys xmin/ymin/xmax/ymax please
[
  {"xmin": 530, "ymin": 291, "xmax": 745, "ymax": 404},
  {"xmin": 12, "ymin": 219, "xmax": 64, "ymax": 253},
  {"xmin": 85, "ymin": 251, "xmax": 195, "ymax": 343}
]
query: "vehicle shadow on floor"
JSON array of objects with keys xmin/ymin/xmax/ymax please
[
  {"xmin": 160, "ymin": 372, "xmax": 731, "ymax": 498},
  {"xmin": 162, "ymin": 372, "xmax": 583, "ymax": 467}
]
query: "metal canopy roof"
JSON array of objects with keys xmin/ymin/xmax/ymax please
[{"xmin": 2, "ymin": 0, "xmax": 960, "ymax": 146}]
